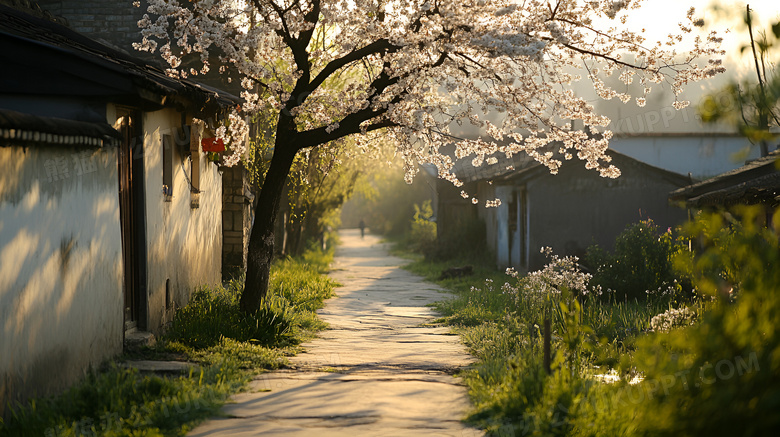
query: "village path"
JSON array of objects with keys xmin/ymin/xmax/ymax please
[{"xmin": 189, "ymin": 229, "xmax": 483, "ymax": 437}]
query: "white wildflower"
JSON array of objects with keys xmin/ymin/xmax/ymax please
[{"xmin": 650, "ymin": 307, "xmax": 697, "ymax": 332}]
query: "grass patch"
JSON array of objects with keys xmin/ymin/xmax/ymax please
[
  {"xmin": 400, "ymin": 247, "xmax": 681, "ymax": 436},
  {"xmin": 1, "ymin": 362, "xmax": 245, "ymax": 437},
  {"xmin": 1, "ymin": 246, "xmax": 338, "ymax": 436},
  {"xmin": 165, "ymin": 250, "xmax": 336, "ymax": 352}
]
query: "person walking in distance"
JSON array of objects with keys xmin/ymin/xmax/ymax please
[{"xmin": 359, "ymin": 219, "xmax": 366, "ymax": 239}]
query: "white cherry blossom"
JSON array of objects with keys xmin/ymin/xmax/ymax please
[
  {"xmin": 136, "ymin": 0, "xmax": 724, "ymax": 182},
  {"xmin": 135, "ymin": 0, "xmax": 726, "ymax": 311}
]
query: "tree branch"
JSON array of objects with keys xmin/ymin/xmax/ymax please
[
  {"xmin": 308, "ymin": 38, "xmax": 398, "ymax": 95},
  {"xmin": 296, "ymin": 94, "xmax": 403, "ymax": 148},
  {"xmin": 558, "ymin": 41, "xmax": 655, "ymax": 72},
  {"xmin": 552, "ymin": 17, "xmax": 654, "ymax": 53},
  {"xmin": 363, "ymin": 119, "xmax": 399, "ymax": 133}
]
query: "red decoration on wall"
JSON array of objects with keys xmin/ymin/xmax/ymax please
[{"xmin": 201, "ymin": 137, "xmax": 225, "ymax": 152}]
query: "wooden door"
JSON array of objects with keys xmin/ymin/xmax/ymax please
[{"xmin": 117, "ymin": 110, "xmax": 147, "ymax": 330}]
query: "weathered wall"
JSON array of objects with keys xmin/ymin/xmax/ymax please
[
  {"xmin": 522, "ymin": 162, "xmax": 688, "ymax": 270},
  {"xmin": 435, "ymin": 180, "xmax": 478, "ymax": 241},
  {"xmin": 475, "ymin": 182, "xmax": 499, "ymax": 256},
  {"xmin": 0, "ymin": 144, "xmax": 123, "ymax": 415},
  {"xmin": 134, "ymin": 109, "xmax": 223, "ymax": 333},
  {"xmin": 486, "ymin": 185, "xmax": 510, "ymax": 268}
]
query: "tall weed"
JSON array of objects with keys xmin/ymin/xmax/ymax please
[{"xmin": 586, "ymin": 219, "xmax": 689, "ymax": 301}]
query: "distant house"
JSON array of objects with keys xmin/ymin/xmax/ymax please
[
  {"xmin": 0, "ymin": 3, "xmax": 238, "ymax": 413},
  {"xmin": 669, "ymin": 150, "xmax": 780, "ymax": 212},
  {"xmin": 437, "ymin": 149, "xmax": 691, "ymax": 272}
]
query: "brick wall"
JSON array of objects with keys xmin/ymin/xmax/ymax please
[
  {"xmin": 37, "ymin": 1, "xmax": 154, "ymax": 60},
  {"xmin": 222, "ymin": 164, "xmax": 253, "ymax": 279}
]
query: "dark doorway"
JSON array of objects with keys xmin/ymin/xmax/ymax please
[{"xmin": 117, "ymin": 109, "xmax": 148, "ymax": 331}]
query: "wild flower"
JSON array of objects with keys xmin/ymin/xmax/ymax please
[
  {"xmin": 645, "ymin": 282, "xmax": 677, "ymax": 297},
  {"xmin": 650, "ymin": 306, "xmax": 697, "ymax": 333},
  {"xmin": 503, "ymin": 247, "xmax": 600, "ymax": 305}
]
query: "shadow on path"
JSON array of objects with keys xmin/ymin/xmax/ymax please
[{"xmin": 189, "ymin": 229, "xmax": 483, "ymax": 437}]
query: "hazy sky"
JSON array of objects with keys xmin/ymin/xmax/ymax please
[
  {"xmin": 581, "ymin": 0, "xmax": 780, "ymax": 134},
  {"xmin": 448, "ymin": 0, "xmax": 780, "ymax": 138},
  {"xmin": 626, "ymin": 0, "xmax": 778, "ymax": 76}
]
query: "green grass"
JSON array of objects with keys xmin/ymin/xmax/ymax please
[
  {"xmin": 165, "ymin": 249, "xmax": 336, "ymax": 352},
  {"xmin": 401, "ymin": 251, "xmax": 677, "ymax": 436},
  {"xmin": 1, "ymin": 246, "xmax": 338, "ymax": 436},
  {"xmin": 398, "ymin": 210, "xmax": 779, "ymax": 435},
  {"xmin": 2, "ymin": 362, "xmax": 245, "ymax": 437}
]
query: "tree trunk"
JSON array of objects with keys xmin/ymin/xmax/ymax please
[{"xmin": 240, "ymin": 142, "xmax": 298, "ymax": 314}]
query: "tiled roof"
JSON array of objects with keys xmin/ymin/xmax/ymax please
[
  {"xmin": 669, "ymin": 151, "xmax": 780, "ymax": 208},
  {"xmin": 0, "ymin": 108, "xmax": 120, "ymax": 148},
  {"xmin": 0, "ymin": 3, "xmax": 239, "ymax": 114}
]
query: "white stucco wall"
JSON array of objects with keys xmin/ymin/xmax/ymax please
[
  {"xmin": 0, "ymin": 144, "xmax": 123, "ymax": 412},
  {"xmin": 138, "ymin": 109, "xmax": 222, "ymax": 332}
]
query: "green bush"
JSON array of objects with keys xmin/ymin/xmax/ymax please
[
  {"xmin": 407, "ymin": 200, "xmax": 438, "ymax": 257},
  {"xmin": 165, "ymin": 285, "xmax": 297, "ymax": 349},
  {"xmin": 586, "ymin": 219, "xmax": 684, "ymax": 301},
  {"xmin": 630, "ymin": 207, "xmax": 780, "ymax": 436},
  {"xmin": 166, "ymin": 246, "xmax": 335, "ymax": 349}
]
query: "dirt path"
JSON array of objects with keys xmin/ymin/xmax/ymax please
[{"xmin": 189, "ymin": 229, "xmax": 482, "ymax": 436}]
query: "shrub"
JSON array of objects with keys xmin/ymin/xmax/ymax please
[
  {"xmin": 631, "ymin": 207, "xmax": 780, "ymax": 436},
  {"xmin": 406, "ymin": 200, "xmax": 438, "ymax": 257},
  {"xmin": 585, "ymin": 219, "xmax": 682, "ymax": 301},
  {"xmin": 166, "ymin": 248, "xmax": 336, "ymax": 349}
]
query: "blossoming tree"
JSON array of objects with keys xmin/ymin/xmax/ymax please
[{"xmin": 136, "ymin": 0, "xmax": 724, "ymax": 313}]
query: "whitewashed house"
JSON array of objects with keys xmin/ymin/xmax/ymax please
[{"xmin": 0, "ymin": 3, "xmax": 238, "ymax": 413}]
